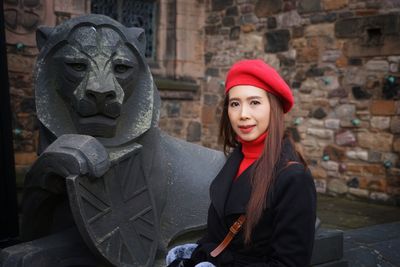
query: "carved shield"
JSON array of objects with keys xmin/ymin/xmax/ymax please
[{"xmin": 66, "ymin": 144, "xmax": 159, "ymax": 266}]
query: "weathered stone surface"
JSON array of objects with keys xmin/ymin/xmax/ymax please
[
  {"xmin": 328, "ymin": 179, "xmax": 348, "ymax": 194},
  {"xmin": 307, "ymin": 128, "xmax": 334, "ymax": 139},
  {"xmin": 336, "ymin": 130, "xmax": 356, "ymax": 146},
  {"xmin": 276, "ymin": 10, "xmax": 303, "ymax": 28},
  {"xmin": 298, "ymin": 0, "xmax": 321, "ymax": 13},
  {"xmin": 226, "ymin": 6, "xmax": 238, "ymax": 16},
  {"xmin": 222, "ymin": 16, "xmax": 235, "ymax": 27},
  {"xmin": 352, "ymin": 86, "xmax": 371, "ymax": 100},
  {"xmin": 264, "ymin": 29, "xmax": 290, "ymax": 52},
  {"xmin": 212, "ymin": 0, "xmax": 233, "ymax": 11},
  {"xmin": 346, "ymin": 149, "xmax": 368, "ymax": 161},
  {"xmin": 358, "ymin": 132, "xmax": 393, "ymax": 152},
  {"xmin": 370, "ymin": 100, "xmax": 396, "ymax": 115},
  {"xmin": 370, "ymin": 116, "xmax": 391, "ymax": 130},
  {"xmin": 313, "ymin": 107, "xmax": 327, "ymax": 119},
  {"xmin": 335, "ymin": 104, "xmax": 356, "ymax": 118},
  {"xmin": 300, "ymin": 78, "xmax": 320, "ymax": 93},
  {"xmin": 348, "ymin": 188, "xmax": 369, "ymax": 198},
  {"xmin": 321, "ymin": 160, "xmax": 339, "ymax": 172},
  {"xmin": 365, "ymin": 60, "xmax": 389, "ymax": 72},
  {"xmin": 328, "ymin": 89, "xmax": 348, "ymax": 98},
  {"xmin": 390, "ymin": 117, "xmax": 400, "ymax": 133},
  {"xmin": 187, "ymin": 121, "xmax": 201, "ymax": 142},
  {"xmin": 310, "ymin": 13, "xmax": 337, "ymax": 24},
  {"xmin": 240, "ymin": 4, "xmax": 254, "ymax": 14},
  {"xmin": 314, "ymin": 178, "xmax": 327, "ymax": 193},
  {"xmin": 325, "ymin": 119, "xmax": 341, "ymax": 129},
  {"xmin": 321, "ymin": 50, "xmax": 341, "ymax": 62},
  {"xmin": 348, "ymin": 58, "xmax": 362, "ymax": 66},
  {"xmin": 254, "ymin": 0, "xmax": 282, "ymax": 17},
  {"xmin": 323, "ymin": 0, "xmax": 348, "ymax": 10},
  {"xmin": 323, "ymin": 144, "xmax": 346, "ymax": 161},
  {"xmin": 393, "ymin": 137, "xmax": 400, "ymax": 152},
  {"xmin": 305, "ymin": 24, "xmax": 334, "ymax": 37},
  {"xmin": 292, "ymin": 26, "xmax": 304, "ymax": 38},
  {"xmin": 230, "ymin": 26, "xmax": 241, "ymax": 40},
  {"xmin": 370, "ymin": 192, "xmax": 390, "ymax": 202}
]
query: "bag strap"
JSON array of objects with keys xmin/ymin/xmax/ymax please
[{"xmin": 210, "ymin": 215, "xmax": 246, "ymax": 257}]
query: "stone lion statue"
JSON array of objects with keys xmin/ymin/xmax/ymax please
[{"xmin": 1, "ymin": 15, "xmax": 225, "ymax": 267}]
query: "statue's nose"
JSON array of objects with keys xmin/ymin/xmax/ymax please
[{"xmin": 85, "ymin": 89, "xmax": 116, "ymax": 104}]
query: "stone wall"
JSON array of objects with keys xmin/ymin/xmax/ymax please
[
  {"xmin": 200, "ymin": 0, "xmax": 400, "ymax": 204},
  {"xmin": 5, "ymin": 0, "xmax": 400, "ymax": 205}
]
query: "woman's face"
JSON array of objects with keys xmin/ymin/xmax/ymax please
[{"xmin": 228, "ymin": 85, "xmax": 271, "ymax": 142}]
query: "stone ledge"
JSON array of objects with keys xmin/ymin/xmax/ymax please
[{"xmin": 155, "ymin": 77, "xmax": 199, "ymax": 100}]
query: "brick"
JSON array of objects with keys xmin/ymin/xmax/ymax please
[
  {"xmin": 254, "ymin": 0, "xmax": 282, "ymax": 17},
  {"xmin": 335, "ymin": 130, "xmax": 356, "ymax": 146},
  {"xmin": 370, "ymin": 100, "xmax": 396, "ymax": 115},
  {"xmin": 298, "ymin": 0, "xmax": 321, "ymax": 13},
  {"xmin": 328, "ymin": 179, "xmax": 348, "ymax": 194},
  {"xmin": 264, "ymin": 29, "xmax": 290, "ymax": 53},
  {"xmin": 390, "ymin": 117, "xmax": 400, "ymax": 133}
]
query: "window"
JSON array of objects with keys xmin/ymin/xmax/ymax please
[{"xmin": 91, "ymin": 0, "xmax": 156, "ymax": 58}]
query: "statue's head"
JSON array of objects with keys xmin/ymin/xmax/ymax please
[{"xmin": 34, "ymin": 15, "xmax": 160, "ymax": 147}]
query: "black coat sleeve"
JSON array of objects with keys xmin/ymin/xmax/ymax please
[{"xmin": 248, "ymin": 165, "xmax": 317, "ymax": 267}]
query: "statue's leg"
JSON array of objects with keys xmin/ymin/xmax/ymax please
[{"xmin": 0, "ymin": 227, "xmax": 101, "ymax": 267}]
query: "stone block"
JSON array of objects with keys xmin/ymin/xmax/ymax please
[
  {"xmin": 211, "ymin": 0, "xmax": 233, "ymax": 11},
  {"xmin": 314, "ymin": 179, "xmax": 327, "ymax": 193},
  {"xmin": 323, "ymin": 144, "xmax": 346, "ymax": 161},
  {"xmin": 264, "ymin": 29, "xmax": 290, "ymax": 53},
  {"xmin": 390, "ymin": 117, "xmax": 400, "ymax": 133},
  {"xmin": 321, "ymin": 160, "xmax": 339, "ymax": 172},
  {"xmin": 325, "ymin": 119, "xmax": 341, "ymax": 129},
  {"xmin": 323, "ymin": 0, "xmax": 348, "ymax": 10},
  {"xmin": 358, "ymin": 132, "xmax": 393, "ymax": 152},
  {"xmin": 305, "ymin": 24, "xmax": 335, "ymax": 38},
  {"xmin": 370, "ymin": 100, "xmax": 396, "ymax": 115},
  {"xmin": 186, "ymin": 121, "xmax": 201, "ymax": 142},
  {"xmin": 370, "ymin": 116, "xmax": 390, "ymax": 130},
  {"xmin": 226, "ymin": 6, "xmax": 238, "ymax": 16},
  {"xmin": 311, "ymin": 167, "xmax": 328, "ymax": 179},
  {"xmin": 335, "ymin": 131, "xmax": 356, "ymax": 146},
  {"xmin": 267, "ymin": 17, "xmax": 277, "ymax": 29},
  {"xmin": 328, "ymin": 179, "xmax": 348, "ymax": 194},
  {"xmin": 394, "ymin": 137, "xmax": 400, "ymax": 152},
  {"xmin": 335, "ymin": 104, "xmax": 356, "ymax": 118},
  {"xmin": 310, "ymin": 13, "xmax": 337, "ymax": 24},
  {"xmin": 298, "ymin": 0, "xmax": 321, "ymax": 14},
  {"xmin": 348, "ymin": 188, "xmax": 369, "ymax": 198},
  {"xmin": 276, "ymin": 10, "xmax": 303, "ymax": 28},
  {"xmin": 307, "ymin": 128, "xmax": 334, "ymax": 139},
  {"xmin": 14, "ymin": 152, "xmax": 37, "ymax": 166},
  {"xmin": 222, "ymin": 16, "xmax": 235, "ymax": 27},
  {"xmin": 365, "ymin": 60, "xmax": 389, "ymax": 72},
  {"xmin": 230, "ymin": 26, "xmax": 241, "ymax": 40},
  {"xmin": 202, "ymin": 106, "xmax": 216, "ymax": 124},
  {"xmin": 7, "ymin": 54, "xmax": 35, "ymax": 73},
  {"xmin": 322, "ymin": 50, "xmax": 342, "ymax": 62},
  {"xmin": 311, "ymin": 229, "xmax": 344, "ymax": 265},
  {"xmin": 254, "ymin": 0, "xmax": 282, "ymax": 17},
  {"xmin": 345, "ymin": 150, "xmax": 368, "ymax": 161}
]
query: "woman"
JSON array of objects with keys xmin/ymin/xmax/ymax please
[{"xmin": 167, "ymin": 59, "xmax": 316, "ymax": 267}]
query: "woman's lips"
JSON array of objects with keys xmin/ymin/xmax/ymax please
[{"xmin": 238, "ymin": 125, "xmax": 255, "ymax": 134}]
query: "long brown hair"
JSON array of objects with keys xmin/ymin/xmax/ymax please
[{"xmin": 219, "ymin": 92, "xmax": 285, "ymax": 244}]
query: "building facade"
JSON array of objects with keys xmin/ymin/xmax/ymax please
[{"xmin": 4, "ymin": 0, "xmax": 400, "ymax": 204}]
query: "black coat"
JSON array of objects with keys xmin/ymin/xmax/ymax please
[{"xmin": 190, "ymin": 139, "xmax": 317, "ymax": 267}]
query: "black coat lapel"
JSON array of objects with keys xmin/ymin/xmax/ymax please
[
  {"xmin": 224, "ymin": 166, "xmax": 253, "ymax": 215},
  {"xmin": 209, "ymin": 147, "xmax": 242, "ymax": 219}
]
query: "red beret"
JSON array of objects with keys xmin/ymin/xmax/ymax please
[{"xmin": 225, "ymin": 59, "xmax": 294, "ymax": 113}]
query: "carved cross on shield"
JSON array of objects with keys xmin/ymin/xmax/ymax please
[{"xmin": 66, "ymin": 144, "xmax": 159, "ymax": 266}]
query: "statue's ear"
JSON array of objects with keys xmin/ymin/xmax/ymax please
[
  {"xmin": 127, "ymin": 27, "xmax": 146, "ymax": 55},
  {"xmin": 36, "ymin": 26, "xmax": 53, "ymax": 50}
]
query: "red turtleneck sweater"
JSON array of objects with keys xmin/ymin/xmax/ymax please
[{"xmin": 235, "ymin": 132, "xmax": 267, "ymax": 179}]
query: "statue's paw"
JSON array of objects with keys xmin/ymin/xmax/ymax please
[{"xmin": 33, "ymin": 134, "xmax": 110, "ymax": 179}]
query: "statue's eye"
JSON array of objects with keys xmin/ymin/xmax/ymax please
[
  {"xmin": 66, "ymin": 62, "xmax": 87, "ymax": 72},
  {"xmin": 114, "ymin": 64, "xmax": 131, "ymax": 74}
]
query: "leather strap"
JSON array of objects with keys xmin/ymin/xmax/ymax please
[{"xmin": 210, "ymin": 215, "xmax": 246, "ymax": 258}]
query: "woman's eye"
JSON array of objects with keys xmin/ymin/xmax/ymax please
[
  {"xmin": 250, "ymin": 100, "xmax": 261, "ymax": 105},
  {"xmin": 229, "ymin": 102, "xmax": 239, "ymax": 107},
  {"xmin": 114, "ymin": 64, "xmax": 131, "ymax": 74},
  {"xmin": 66, "ymin": 62, "xmax": 87, "ymax": 72}
]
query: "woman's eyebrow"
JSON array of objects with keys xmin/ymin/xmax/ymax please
[{"xmin": 229, "ymin": 96, "xmax": 263, "ymax": 102}]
